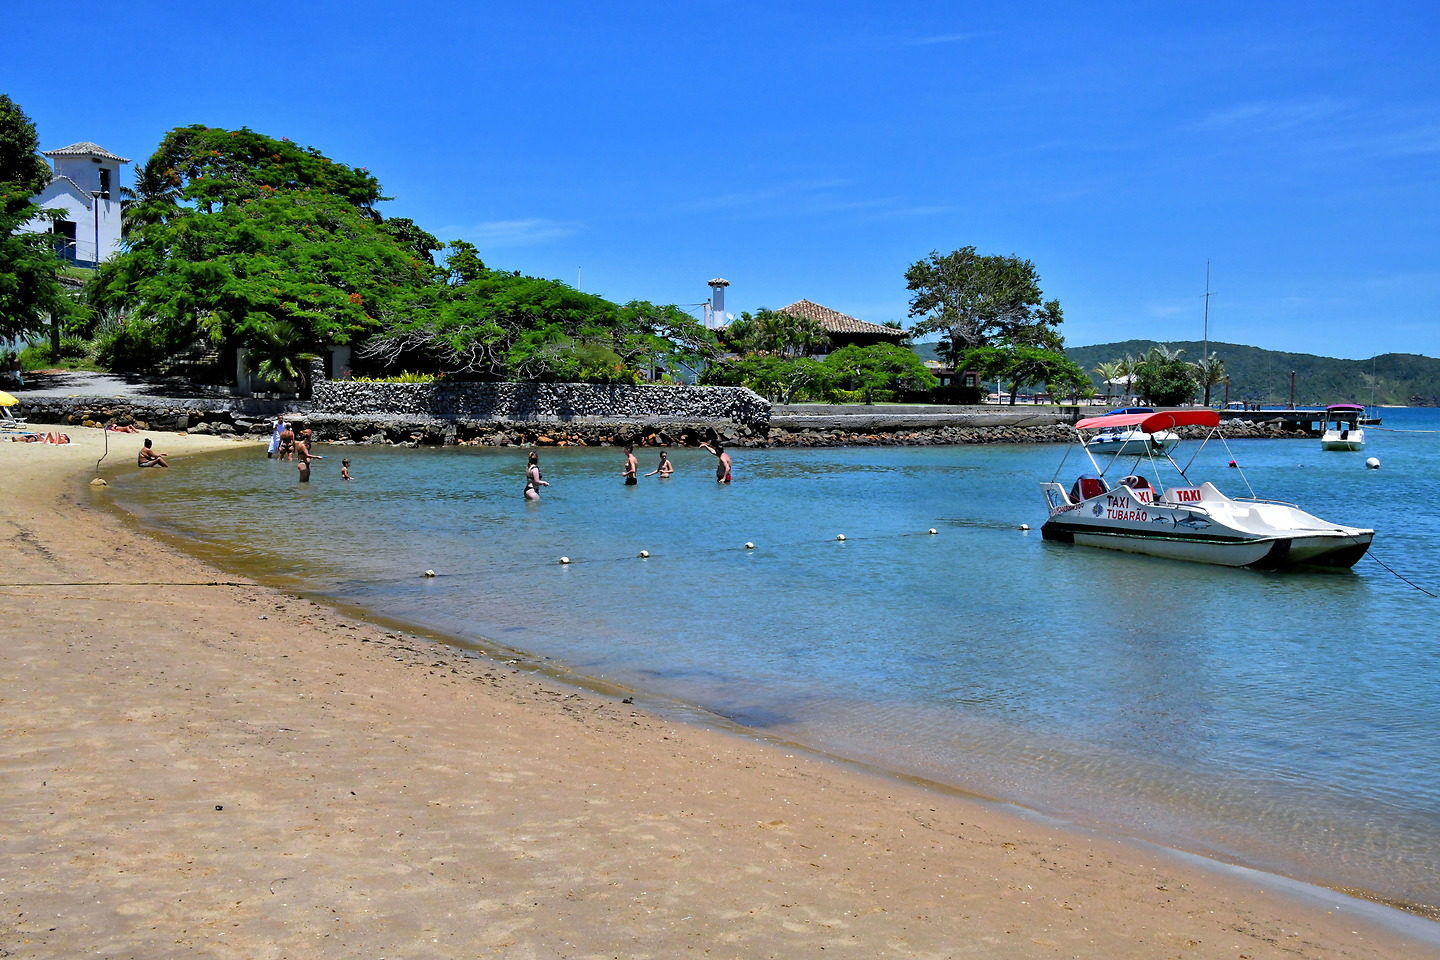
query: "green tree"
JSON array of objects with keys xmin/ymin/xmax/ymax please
[
  {"xmin": 380, "ymin": 218, "xmax": 443, "ymax": 265},
  {"xmin": 143, "ymin": 124, "xmax": 385, "ymax": 216},
  {"xmin": 361, "ymin": 269, "xmax": 712, "ymax": 384},
  {"xmin": 699, "ymin": 354, "xmax": 833, "ymax": 403},
  {"xmin": 823, "ymin": 343, "xmax": 938, "ymax": 401},
  {"xmin": 1132, "ymin": 345, "xmax": 1196, "ymax": 406},
  {"xmin": 442, "ymin": 240, "xmax": 487, "ymax": 284},
  {"xmin": 1192, "ymin": 352, "xmax": 1228, "ymax": 406},
  {"xmin": 721, "ymin": 308, "xmax": 828, "ymax": 358},
  {"xmin": 963, "ymin": 345, "xmax": 1085, "ymax": 405},
  {"xmin": 99, "ymin": 125, "xmax": 437, "ymax": 381},
  {"xmin": 905, "ymin": 246, "xmax": 1064, "ymax": 364},
  {"xmin": 0, "ymin": 93, "xmax": 65, "ymax": 342}
]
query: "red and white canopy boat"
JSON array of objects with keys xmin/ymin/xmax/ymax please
[{"xmin": 1040, "ymin": 409, "xmax": 1373, "ymax": 570}]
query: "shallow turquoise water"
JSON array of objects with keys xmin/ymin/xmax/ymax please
[{"xmin": 111, "ymin": 408, "xmax": 1440, "ymax": 908}]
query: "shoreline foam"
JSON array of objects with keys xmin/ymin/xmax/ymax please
[{"xmin": 3, "ymin": 425, "xmax": 1437, "ymax": 958}]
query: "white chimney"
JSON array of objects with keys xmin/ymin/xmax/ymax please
[{"xmin": 708, "ymin": 278, "xmax": 730, "ymax": 328}]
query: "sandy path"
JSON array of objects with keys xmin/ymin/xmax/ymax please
[{"xmin": 2, "ymin": 426, "xmax": 1435, "ymax": 959}]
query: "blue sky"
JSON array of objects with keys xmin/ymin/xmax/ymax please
[{"xmin": 7, "ymin": 1, "xmax": 1438, "ymax": 358}]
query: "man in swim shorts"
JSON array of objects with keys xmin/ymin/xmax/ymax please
[
  {"xmin": 621, "ymin": 445, "xmax": 638, "ymax": 485},
  {"xmin": 699, "ymin": 441, "xmax": 731, "ymax": 484}
]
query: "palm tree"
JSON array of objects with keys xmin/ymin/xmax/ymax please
[
  {"xmin": 1193, "ymin": 353, "xmax": 1228, "ymax": 407},
  {"xmin": 120, "ymin": 156, "xmax": 182, "ymax": 238},
  {"xmin": 1093, "ymin": 361, "xmax": 1123, "ymax": 402}
]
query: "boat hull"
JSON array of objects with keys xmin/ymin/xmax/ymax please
[{"xmin": 1041, "ymin": 520, "xmax": 1373, "ymax": 569}]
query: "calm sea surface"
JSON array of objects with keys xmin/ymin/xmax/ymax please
[{"xmin": 109, "ymin": 408, "xmax": 1440, "ymax": 909}]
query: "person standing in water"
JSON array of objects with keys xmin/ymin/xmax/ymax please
[
  {"xmin": 340, "ymin": 459, "xmax": 352, "ymax": 481},
  {"xmin": 699, "ymin": 441, "xmax": 731, "ymax": 484},
  {"xmin": 277, "ymin": 422, "xmax": 295, "ymax": 461},
  {"xmin": 621, "ymin": 445, "xmax": 639, "ymax": 485},
  {"xmin": 524, "ymin": 450, "xmax": 550, "ymax": 500},
  {"xmin": 267, "ymin": 415, "xmax": 286, "ymax": 458},
  {"xmin": 294, "ymin": 429, "xmax": 313, "ymax": 483},
  {"xmin": 645, "ymin": 450, "xmax": 673, "ymax": 478}
]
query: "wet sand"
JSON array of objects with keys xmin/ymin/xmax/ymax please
[{"xmin": 2, "ymin": 426, "xmax": 1436, "ymax": 959}]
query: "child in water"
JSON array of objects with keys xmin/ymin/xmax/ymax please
[{"xmin": 341, "ymin": 459, "xmax": 352, "ymax": 480}]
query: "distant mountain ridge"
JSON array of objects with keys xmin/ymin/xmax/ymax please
[
  {"xmin": 1065, "ymin": 341, "xmax": 1439, "ymax": 406},
  {"xmin": 911, "ymin": 340, "xmax": 1440, "ymax": 405}
]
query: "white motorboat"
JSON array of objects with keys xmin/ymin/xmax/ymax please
[
  {"xmin": 1321, "ymin": 403, "xmax": 1366, "ymax": 451},
  {"xmin": 1084, "ymin": 407, "xmax": 1178, "ymax": 457},
  {"xmin": 1041, "ymin": 409, "xmax": 1373, "ymax": 570}
]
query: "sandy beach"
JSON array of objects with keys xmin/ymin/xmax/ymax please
[{"xmin": 2, "ymin": 426, "xmax": 1436, "ymax": 959}]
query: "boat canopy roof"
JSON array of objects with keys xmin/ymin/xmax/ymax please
[
  {"xmin": 1326, "ymin": 403, "xmax": 1365, "ymax": 412},
  {"xmin": 1075, "ymin": 409, "xmax": 1221, "ymax": 432}
]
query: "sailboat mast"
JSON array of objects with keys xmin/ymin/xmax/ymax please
[{"xmin": 1202, "ymin": 259, "xmax": 1211, "ymax": 362}]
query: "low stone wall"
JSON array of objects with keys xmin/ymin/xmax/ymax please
[
  {"xmin": 310, "ymin": 380, "xmax": 771, "ymax": 427},
  {"xmin": 18, "ymin": 394, "xmax": 1310, "ymax": 448}
]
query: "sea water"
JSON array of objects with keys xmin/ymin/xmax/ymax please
[{"xmin": 110, "ymin": 408, "xmax": 1440, "ymax": 910}]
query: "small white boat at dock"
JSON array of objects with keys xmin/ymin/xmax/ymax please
[
  {"xmin": 1041, "ymin": 409, "xmax": 1373, "ymax": 569},
  {"xmin": 1321, "ymin": 404, "xmax": 1366, "ymax": 451},
  {"xmin": 1083, "ymin": 407, "xmax": 1179, "ymax": 457}
]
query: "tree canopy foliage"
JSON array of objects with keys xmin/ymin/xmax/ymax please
[
  {"xmin": 93, "ymin": 124, "xmax": 714, "ymax": 386},
  {"xmin": 701, "ymin": 323, "xmax": 937, "ymax": 403},
  {"xmin": 0, "ymin": 93, "xmax": 65, "ymax": 342},
  {"xmin": 96, "ymin": 125, "xmax": 435, "ymax": 380},
  {"xmin": 719, "ymin": 308, "xmax": 828, "ymax": 358},
  {"xmin": 905, "ymin": 246, "xmax": 1065, "ymax": 364},
  {"xmin": 359, "ymin": 246, "xmax": 717, "ymax": 383},
  {"xmin": 963, "ymin": 345, "xmax": 1088, "ymax": 405}
]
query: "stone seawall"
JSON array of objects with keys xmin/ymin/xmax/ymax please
[
  {"xmin": 19, "ymin": 394, "xmax": 1310, "ymax": 448},
  {"xmin": 310, "ymin": 380, "xmax": 771, "ymax": 427}
]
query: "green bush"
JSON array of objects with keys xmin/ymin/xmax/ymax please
[{"xmin": 92, "ymin": 319, "xmax": 175, "ymax": 371}]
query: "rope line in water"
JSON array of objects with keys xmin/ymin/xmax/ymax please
[
  {"xmin": 1366, "ymin": 425, "xmax": 1440, "ymax": 433},
  {"xmin": 1364, "ymin": 552, "xmax": 1439, "ymax": 598}
]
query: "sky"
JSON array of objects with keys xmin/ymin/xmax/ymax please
[{"xmin": 6, "ymin": 1, "xmax": 1438, "ymax": 359}]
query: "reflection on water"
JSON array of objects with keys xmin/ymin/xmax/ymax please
[{"xmin": 110, "ymin": 409, "xmax": 1440, "ymax": 908}]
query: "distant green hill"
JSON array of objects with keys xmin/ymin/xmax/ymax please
[
  {"xmin": 1065, "ymin": 341, "xmax": 1439, "ymax": 406},
  {"xmin": 911, "ymin": 340, "xmax": 1440, "ymax": 405}
]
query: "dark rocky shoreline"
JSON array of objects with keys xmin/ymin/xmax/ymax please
[{"xmin": 21, "ymin": 395, "xmax": 1310, "ymax": 447}]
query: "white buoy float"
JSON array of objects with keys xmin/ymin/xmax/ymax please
[
  {"xmin": 744, "ymin": 542, "xmax": 755, "ymax": 550},
  {"xmin": 1366, "ymin": 457, "xmax": 1380, "ymax": 470},
  {"xmin": 835, "ymin": 534, "xmax": 846, "ymax": 541},
  {"xmin": 638, "ymin": 550, "xmax": 650, "ymax": 558},
  {"xmin": 1019, "ymin": 524, "xmax": 1030, "ymax": 531},
  {"xmin": 423, "ymin": 569, "xmax": 436, "ymax": 577},
  {"xmin": 559, "ymin": 556, "xmax": 571, "ymax": 564},
  {"xmin": 927, "ymin": 528, "xmax": 937, "ymax": 535}
]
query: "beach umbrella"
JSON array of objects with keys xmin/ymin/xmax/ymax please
[{"xmin": 0, "ymin": 390, "xmax": 17, "ymax": 406}]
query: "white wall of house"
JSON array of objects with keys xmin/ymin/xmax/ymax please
[{"xmin": 20, "ymin": 143, "xmax": 129, "ymax": 268}]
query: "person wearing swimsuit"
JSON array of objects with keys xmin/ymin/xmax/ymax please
[
  {"xmin": 621, "ymin": 445, "xmax": 638, "ymax": 485},
  {"xmin": 524, "ymin": 450, "xmax": 550, "ymax": 500}
]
